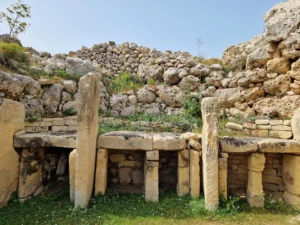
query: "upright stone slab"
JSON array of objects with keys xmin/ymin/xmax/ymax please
[
  {"xmin": 247, "ymin": 153, "xmax": 265, "ymax": 207},
  {"xmin": 75, "ymin": 73, "xmax": 100, "ymax": 208},
  {"xmin": 95, "ymin": 148, "xmax": 108, "ymax": 195},
  {"xmin": 0, "ymin": 99, "xmax": 25, "ymax": 208},
  {"xmin": 291, "ymin": 108, "xmax": 300, "ymax": 141},
  {"xmin": 69, "ymin": 149, "xmax": 76, "ymax": 203},
  {"xmin": 190, "ymin": 150, "xmax": 200, "ymax": 198},
  {"xmin": 218, "ymin": 157, "xmax": 228, "ymax": 200},
  {"xmin": 283, "ymin": 154, "xmax": 300, "ymax": 208},
  {"xmin": 144, "ymin": 150, "xmax": 159, "ymax": 202},
  {"xmin": 18, "ymin": 148, "xmax": 44, "ymax": 200},
  {"xmin": 177, "ymin": 149, "xmax": 190, "ymax": 196},
  {"xmin": 201, "ymin": 97, "xmax": 219, "ymax": 210}
]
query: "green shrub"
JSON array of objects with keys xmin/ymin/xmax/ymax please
[
  {"xmin": 0, "ymin": 42, "xmax": 27, "ymax": 67},
  {"xmin": 202, "ymin": 57, "xmax": 223, "ymax": 66},
  {"xmin": 26, "ymin": 113, "xmax": 42, "ymax": 123},
  {"xmin": 147, "ymin": 78, "xmax": 155, "ymax": 85},
  {"xmin": 183, "ymin": 94, "xmax": 202, "ymax": 118},
  {"xmin": 62, "ymin": 107, "xmax": 77, "ymax": 116}
]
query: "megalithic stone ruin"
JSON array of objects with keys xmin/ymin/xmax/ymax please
[
  {"xmin": 74, "ymin": 73, "xmax": 100, "ymax": 208},
  {"xmin": 201, "ymin": 97, "xmax": 219, "ymax": 210}
]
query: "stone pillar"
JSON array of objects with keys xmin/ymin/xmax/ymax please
[
  {"xmin": 69, "ymin": 149, "xmax": 76, "ymax": 203},
  {"xmin": 291, "ymin": 108, "xmax": 300, "ymax": 141},
  {"xmin": 190, "ymin": 150, "xmax": 201, "ymax": 198},
  {"xmin": 177, "ymin": 149, "xmax": 190, "ymax": 196},
  {"xmin": 0, "ymin": 99, "xmax": 25, "ymax": 208},
  {"xmin": 219, "ymin": 153, "xmax": 228, "ymax": 200},
  {"xmin": 18, "ymin": 148, "xmax": 44, "ymax": 201},
  {"xmin": 75, "ymin": 73, "xmax": 100, "ymax": 208},
  {"xmin": 95, "ymin": 148, "xmax": 108, "ymax": 196},
  {"xmin": 247, "ymin": 153, "xmax": 265, "ymax": 207},
  {"xmin": 283, "ymin": 154, "xmax": 300, "ymax": 208},
  {"xmin": 144, "ymin": 150, "xmax": 159, "ymax": 202},
  {"xmin": 201, "ymin": 97, "xmax": 219, "ymax": 210}
]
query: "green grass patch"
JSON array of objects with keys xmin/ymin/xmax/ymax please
[
  {"xmin": 0, "ymin": 190, "xmax": 298, "ymax": 225},
  {"xmin": 0, "ymin": 42, "xmax": 27, "ymax": 66}
]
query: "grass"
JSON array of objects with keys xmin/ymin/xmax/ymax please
[
  {"xmin": 62, "ymin": 107, "xmax": 77, "ymax": 116},
  {"xmin": 98, "ymin": 112, "xmax": 203, "ymax": 134},
  {"xmin": 0, "ymin": 190, "xmax": 299, "ymax": 225},
  {"xmin": 0, "ymin": 42, "xmax": 27, "ymax": 67}
]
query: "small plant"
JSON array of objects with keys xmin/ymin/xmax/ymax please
[
  {"xmin": 147, "ymin": 78, "xmax": 155, "ymax": 85},
  {"xmin": 0, "ymin": 0, "xmax": 31, "ymax": 38},
  {"xmin": 183, "ymin": 93, "xmax": 202, "ymax": 118},
  {"xmin": 202, "ymin": 58, "xmax": 223, "ymax": 66},
  {"xmin": 0, "ymin": 42, "xmax": 27, "ymax": 67},
  {"xmin": 62, "ymin": 107, "xmax": 77, "ymax": 116},
  {"xmin": 26, "ymin": 113, "xmax": 42, "ymax": 123}
]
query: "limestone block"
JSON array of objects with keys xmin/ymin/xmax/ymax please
[
  {"xmin": 153, "ymin": 133, "xmax": 185, "ymax": 150},
  {"xmin": 220, "ymin": 137, "xmax": 258, "ymax": 153},
  {"xmin": 201, "ymin": 97, "xmax": 219, "ymax": 210},
  {"xmin": 272, "ymin": 125, "xmax": 292, "ymax": 131},
  {"xmin": 255, "ymin": 120, "xmax": 270, "ymax": 125},
  {"xmin": 52, "ymin": 126, "xmax": 68, "ymax": 132},
  {"xmin": 283, "ymin": 155, "xmax": 300, "ymax": 196},
  {"xmin": 178, "ymin": 149, "xmax": 190, "ymax": 167},
  {"xmin": 269, "ymin": 120, "xmax": 283, "ymax": 126},
  {"xmin": 190, "ymin": 150, "xmax": 200, "ymax": 198},
  {"xmin": 291, "ymin": 108, "xmax": 300, "ymax": 141},
  {"xmin": 248, "ymin": 153, "xmax": 265, "ymax": 172},
  {"xmin": 0, "ymin": 99, "xmax": 25, "ymax": 208},
  {"xmin": 257, "ymin": 125, "xmax": 271, "ymax": 130},
  {"xmin": 250, "ymin": 129, "xmax": 269, "ymax": 137},
  {"xmin": 180, "ymin": 132, "xmax": 198, "ymax": 141},
  {"xmin": 68, "ymin": 125, "xmax": 77, "ymax": 132},
  {"xmin": 18, "ymin": 148, "xmax": 44, "ymax": 199},
  {"xmin": 283, "ymin": 192, "xmax": 300, "ymax": 209},
  {"xmin": 98, "ymin": 131, "xmax": 152, "ymax": 150},
  {"xmin": 258, "ymin": 139, "xmax": 300, "ymax": 153},
  {"xmin": 269, "ymin": 131, "xmax": 293, "ymax": 139},
  {"xmin": 69, "ymin": 149, "xmax": 76, "ymax": 203},
  {"xmin": 95, "ymin": 149, "xmax": 108, "ymax": 195},
  {"xmin": 262, "ymin": 175, "xmax": 283, "ymax": 185},
  {"xmin": 243, "ymin": 122, "xmax": 256, "ymax": 130},
  {"xmin": 119, "ymin": 167, "xmax": 132, "ymax": 184},
  {"xmin": 25, "ymin": 126, "xmax": 48, "ymax": 133},
  {"xmin": 188, "ymin": 139, "xmax": 202, "ymax": 151},
  {"xmin": 132, "ymin": 170, "xmax": 143, "ymax": 184},
  {"xmin": 53, "ymin": 118, "xmax": 65, "ymax": 126},
  {"xmin": 144, "ymin": 160, "xmax": 159, "ymax": 202},
  {"xmin": 177, "ymin": 166, "xmax": 190, "ymax": 197},
  {"xmin": 14, "ymin": 132, "xmax": 76, "ymax": 149},
  {"xmin": 226, "ymin": 122, "xmax": 243, "ymax": 131},
  {"xmin": 75, "ymin": 73, "xmax": 100, "ymax": 208},
  {"xmin": 109, "ymin": 154, "xmax": 125, "ymax": 162},
  {"xmin": 146, "ymin": 150, "xmax": 159, "ymax": 161},
  {"xmin": 247, "ymin": 170, "xmax": 264, "ymax": 207},
  {"xmin": 218, "ymin": 158, "xmax": 228, "ymax": 200}
]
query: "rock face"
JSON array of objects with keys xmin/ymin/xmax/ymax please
[
  {"xmin": 201, "ymin": 97, "xmax": 219, "ymax": 210},
  {"xmin": 264, "ymin": 0, "xmax": 300, "ymax": 42},
  {"xmin": 75, "ymin": 73, "xmax": 100, "ymax": 208},
  {"xmin": 0, "ymin": 99, "xmax": 25, "ymax": 208}
]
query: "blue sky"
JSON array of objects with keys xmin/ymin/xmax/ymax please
[{"xmin": 0, "ymin": 0, "xmax": 282, "ymax": 58}]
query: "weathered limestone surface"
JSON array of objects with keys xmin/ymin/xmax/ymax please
[
  {"xmin": 0, "ymin": 99, "xmax": 25, "ymax": 208},
  {"xmin": 258, "ymin": 139, "xmax": 300, "ymax": 153},
  {"xmin": 218, "ymin": 158, "xmax": 228, "ymax": 200},
  {"xmin": 283, "ymin": 192, "xmax": 300, "ymax": 209},
  {"xmin": 283, "ymin": 155, "xmax": 300, "ymax": 196},
  {"xmin": 153, "ymin": 133, "xmax": 185, "ymax": 150},
  {"xmin": 144, "ymin": 156, "xmax": 159, "ymax": 202},
  {"xmin": 177, "ymin": 149, "xmax": 190, "ymax": 196},
  {"xmin": 247, "ymin": 153, "xmax": 265, "ymax": 208},
  {"xmin": 190, "ymin": 150, "xmax": 200, "ymax": 198},
  {"xmin": 69, "ymin": 149, "xmax": 76, "ymax": 203},
  {"xmin": 14, "ymin": 132, "xmax": 76, "ymax": 148},
  {"xmin": 201, "ymin": 97, "xmax": 219, "ymax": 210},
  {"xmin": 220, "ymin": 137, "xmax": 258, "ymax": 153},
  {"xmin": 98, "ymin": 131, "xmax": 152, "ymax": 150},
  {"xmin": 75, "ymin": 73, "xmax": 100, "ymax": 208},
  {"xmin": 18, "ymin": 148, "xmax": 44, "ymax": 200},
  {"xmin": 291, "ymin": 108, "xmax": 300, "ymax": 141},
  {"xmin": 95, "ymin": 149, "xmax": 108, "ymax": 196}
]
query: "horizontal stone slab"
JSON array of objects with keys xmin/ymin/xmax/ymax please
[
  {"xmin": 14, "ymin": 132, "xmax": 76, "ymax": 149},
  {"xmin": 153, "ymin": 133, "xmax": 185, "ymax": 150},
  {"xmin": 97, "ymin": 131, "xmax": 153, "ymax": 150},
  {"xmin": 258, "ymin": 139, "xmax": 300, "ymax": 153},
  {"xmin": 220, "ymin": 137, "xmax": 258, "ymax": 153}
]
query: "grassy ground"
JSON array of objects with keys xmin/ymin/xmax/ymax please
[{"xmin": 0, "ymin": 189, "xmax": 299, "ymax": 225}]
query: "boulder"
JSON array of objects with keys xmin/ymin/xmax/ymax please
[
  {"xmin": 266, "ymin": 58, "xmax": 291, "ymax": 74},
  {"xmin": 110, "ymin": 94, "xmax": 128, "ymax": 111},
  {"xmin": 217, "ymin": 88, "xmax": 241, "ymax": 108},
  {"xmin": 42, "ymin": 84, "xmax": 63, "ymax": 113},
  {"xmin": 264, "ymin": 0, "xmax": 300, "ymax": 42},
  {"xmin": 246, "ymin": 47, "xmax": 272, "ymax": 70},
  {"xmin": 290, "ymin": 59, "xmax": 300, "ymax": 81},
  {"xmin": 137, "ymin": 64, "xmax": 164, "ymax": 81},
  {"xmin": 179, "ymin": 75, "xmax": 200, "ymax": 91},
  {"xmin": 63, "ymin": 80, "xmax": 77, "ymax": 93},
  {"xmin": 163, "ymin": 67, "xmax": 180, "ymax": 85},
  {"xmin": 263, "ymin": 75, "xmax": 291, "ymax": 96},
  {"xmin": 0, "ymin": 99, "xmax": 25, "ymax": 208},
  {"xmin": 291, "ymin": 108, "xmax": 300, "ymax": 141},
  {"xmin": 279, "ymin": 33, "xmax": 300, "ymax": 60},
  {"xmin": 137, "ymin": 87, "xmax": 156, "ymax": 103},
  {"xmin": 157, "ymin": 85, "xmax": 183, "ymax": 107},
  {"xmin": 243, "ymin": 87, "xmax": 265, "ymax": 102},
  {"xmin": 66, "ymin": 57, "xmax": 96, "ymax": 76}
]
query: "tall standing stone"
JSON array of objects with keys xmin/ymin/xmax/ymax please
[
  {"xmin": 144, "ymin": 150, "xmax": 159, "ymax": 202},
  {"xmin": 291, "ymin": 108, "xmax": 300, "ymax": 141},
  {"xmin": 201, "ymin": 97, "xmax": 219, "ymax": 210},
  {"xmin": 218, "ymin": 157, "xmax": 228, "ymax": 200},
  {"xmin": 0, "ymin": 99, "xmax": 25, "ymax": 208},
  {"xmin": 94, "ymin": 148, "xmax": 108, "ymax": 196},
  {"xmin": 247, "ymin": 153, "xmax": 265, "ymax": 207},
  {"xmin": 177, "ymin": 149, "xmax": 190, "ymax": 196},
  {"xmin": 75, "ymin": 73, "xmax": 100, "ymax": 208},
  {"xmin": 69, "ymin": 149, "xmax": 77, "ymax": 203},
  {"xmin": 190, "ymin": 150, "xmax": 201, "ymax": 198}
]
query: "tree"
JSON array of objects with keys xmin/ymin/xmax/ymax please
[{"xmin": 0, "ymin": 0, "xmax": 31, "ymax": 38}]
